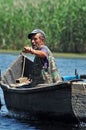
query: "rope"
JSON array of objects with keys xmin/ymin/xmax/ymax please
[{"xmin": 21, "ymin": 55, "xmax": 26, "ymax": 77}]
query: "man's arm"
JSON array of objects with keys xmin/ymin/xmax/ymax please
[{"xmin": 23, "ymin": 46, "xmax": 47, "ymax": 58}]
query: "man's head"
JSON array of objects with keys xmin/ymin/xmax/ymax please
[
  {"xmin": 28, "ymin": 29, "xmax": 46, "ymax": 50},
  {"xmin": 28, "ymin": 29, "xmax": 45, "ymax": 39}
]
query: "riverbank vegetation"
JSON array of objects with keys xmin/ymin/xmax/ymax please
[
  {"xmin": 0, "ymin": 0, "xmax": 86, "ymax": 53},
  {"xmin": 0, "ymin": 49, "xmax": 86, "ymax": 59}
]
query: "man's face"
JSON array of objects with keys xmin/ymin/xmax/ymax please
[{"xmin": 30, "ymin": 33, "xmax": 43, "ymax": 50}]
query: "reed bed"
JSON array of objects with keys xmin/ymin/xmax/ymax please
[{"xmin": 0, "ymin": 0, "xmax": 86, "ymax": 53}]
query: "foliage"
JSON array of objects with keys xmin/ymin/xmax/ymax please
[{"xmin": 0, "ymin": 0, "xmax": 86, "ymax": 53}]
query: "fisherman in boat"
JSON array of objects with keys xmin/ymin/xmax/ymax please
[{"xmin": 23, "ymin": 29, "xmax": 62, "ymax": 86}]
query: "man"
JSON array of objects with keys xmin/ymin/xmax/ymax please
[{"xmin": 24, "ymin": 29, "xmax": 62, "ymax": 86}]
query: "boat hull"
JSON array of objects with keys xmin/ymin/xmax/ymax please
[
  {"xmin": 0, "ymin": 54, "xmax": 86, "ymax": 122},
  {"xmin": 71, "ymin": 82, "xmax": 86, "ymax": 121},
  {"xmin": 2, "ymin": 82, "xmax": 76, "ymax": 120}
]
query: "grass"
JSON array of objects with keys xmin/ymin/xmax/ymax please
[
  {"xmin": 0, "ymin": 49, "xmax": 20, "ymax": 54},
  {"xmin": 53, "ymin": 52, "xmax": 86, "ymax": 58},
  {"xmin": 0, "ymin": 49, "xmax": 86, "ymax": 58}
]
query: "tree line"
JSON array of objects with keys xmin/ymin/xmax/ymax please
[{"xmin": 0, "ymin": 0, "xmax": 86, "ymax": 53}]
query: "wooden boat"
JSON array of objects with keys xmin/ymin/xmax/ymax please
[{"xmin": 0, "ymin": 54, "xmax": 86, "ymax": 122}]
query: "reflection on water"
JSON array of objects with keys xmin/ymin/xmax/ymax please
[
  {"xmin": 0, "ymin": 111, "xmax": 83, "ymax": 130},
  {"xmin": 0, "ymin": 53, "xmax": 86, "ymax": 130}
]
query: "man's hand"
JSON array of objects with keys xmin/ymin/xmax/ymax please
[{"xmin": 23, "ymin": 46, "xmax": 35, "ymax": 54}]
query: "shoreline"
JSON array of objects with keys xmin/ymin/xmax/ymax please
[
  {"xmin": 0, "ymin": 49, "xmax": 86, "ymax": 58},
  {"xmin": 53, "ymin": 52, "xmax": 86, "ymax": 58}
]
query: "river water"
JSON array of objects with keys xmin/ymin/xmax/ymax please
[{"xmin": 0, "ymin": 53, "xmax": 86, "ymax": 130}]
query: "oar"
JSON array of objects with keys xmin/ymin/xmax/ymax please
[{"xmin": 62, "ymin": 74, "xmax": 86, "ymax": 81}]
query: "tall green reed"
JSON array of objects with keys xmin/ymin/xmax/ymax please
[{"xmin": 0, "ymin": 0, "xmax": 86, "ymax": 52}]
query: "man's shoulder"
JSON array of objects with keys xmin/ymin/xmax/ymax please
[
  {"xmin": 40, "ymin": 45, "xmax": 48, "ymax": 49},
  {"xmin": 41, "ymin": 45, "xmax": 50, "ymax": 52}
]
